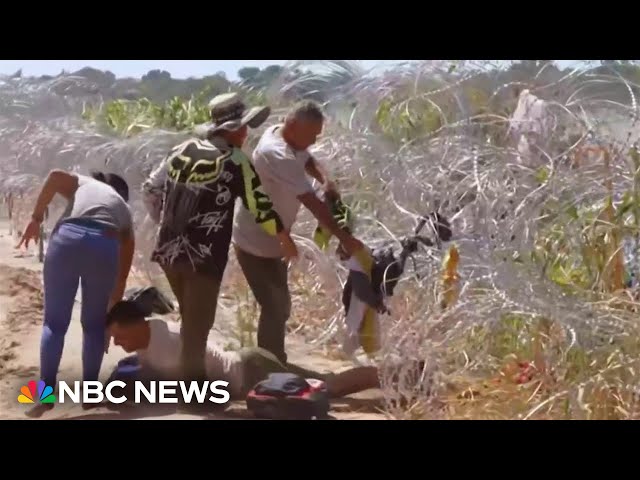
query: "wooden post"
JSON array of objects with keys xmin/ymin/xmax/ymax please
[
  {"xmin": 38, "ymin": 206, "xmax": 48, "ymax": 263},
  {"xmin": 601, "ymin": 146, "xmax": 626, "ymax": 293}
]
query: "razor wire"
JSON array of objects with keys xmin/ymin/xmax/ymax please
[{"xmin": 2, "ymin": 62, "xmax": 640, "ymax": 418}]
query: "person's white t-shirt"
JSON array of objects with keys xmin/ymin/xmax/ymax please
[
  {"xmin": 232, "ymin": 125, "xmax": 315, "ymax": 258},
  {"xmin": 58, "ymin": 174, "xmax": 133, "ymax": 234},
  {"xmin": 136, "ymin": 319, "xmax": 245, "ymax": 398}
]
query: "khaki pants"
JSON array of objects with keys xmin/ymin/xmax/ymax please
[
  {"xmin": 235, "ymin": 246, "xmax": 291, "ymax": 364},
  {"xmin": 238, "ymin": 347, "xmax": 327, "ymax": 397},
  {"xmin": 161, "ymin": 262, "xmax": 221, "ymax": 382}
]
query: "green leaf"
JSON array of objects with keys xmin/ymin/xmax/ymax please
[
  {"xmin": 535, "ymin": 166, "xmax": 550, "ymax": 184},
  {"xmin": 566, "ymin": 205, "xmax": 579, "ymax": 220},
  {"xmin": 616, "ymin": 192, "xmax": 634, "ymax": 219}
]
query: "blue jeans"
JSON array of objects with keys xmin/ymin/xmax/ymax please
[{"xmin": 40, "ymin": 221, "xmax": 119, "ymax": 386}]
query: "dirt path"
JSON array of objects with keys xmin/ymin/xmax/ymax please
[{"xmin": 0, "ymin": 215, "xmax": 385, "ymax": 420}]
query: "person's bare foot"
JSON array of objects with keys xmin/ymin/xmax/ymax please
[{"xmin": 25, "ymin": 403, "xmax": 54, "ymax": 418}]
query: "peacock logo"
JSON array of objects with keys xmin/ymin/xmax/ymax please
[{"xmin": 18, "ymin": 380, "xmax": 56, "ymax": 404}]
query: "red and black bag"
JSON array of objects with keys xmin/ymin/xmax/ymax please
[{"xmin": 246, "ymin": 373, "xmax": 330, "ymax": 420}]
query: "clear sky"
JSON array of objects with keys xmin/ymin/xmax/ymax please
[{"xmin": 0, "ymin": 60, "xmax": 413, "ymax": 80}]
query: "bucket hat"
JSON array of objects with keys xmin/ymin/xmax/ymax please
[{"xmin": 194, "ymin": 92, "xmax": 270, "ymax": 138}]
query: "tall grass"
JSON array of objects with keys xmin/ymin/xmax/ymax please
[{"xmin": 2, "ymin": 60, "xmax": 640, "ymax": 419}]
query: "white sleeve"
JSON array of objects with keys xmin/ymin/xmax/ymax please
[
  {"xmin": 255, "ymin": 149, "xmax": 314, "ymax": 197},
  {"xmin": 141, "ymin": 160, "xmax": 169, "ymax": 224}
]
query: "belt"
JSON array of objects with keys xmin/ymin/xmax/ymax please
[{"xmin": 62, "ymin": 218, "xmax": 120, "ymax": 239}]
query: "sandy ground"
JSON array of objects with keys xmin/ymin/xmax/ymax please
[{"xmin": 0, "ymin": 214, "xmax": 386, "ymax": 421}]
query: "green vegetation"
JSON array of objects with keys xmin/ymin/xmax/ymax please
[{"xmin": 82, "ymin": 96, "xmax": 208, "ymax": 137}]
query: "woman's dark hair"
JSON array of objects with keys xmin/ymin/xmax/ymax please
[
  {"xmin": 106, "ymin": 300, "xmax": 147, "ymax": 327},
  {"xmin": 90, "ymin": 171, "xmax": 130, "ymax": 202}
]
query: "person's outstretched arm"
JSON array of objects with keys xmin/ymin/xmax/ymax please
[
  {"xmin": 17, "ymin": 169, "xmax": 79, "ymax": 249},
  {"xmin": 109, "ymin": 229, "xmax": 135, "ymax": 310},
  {"xmin": 305, "ymin": 155, "xmax": 339, "ymax": 199},
  {"xmin": 253, "ymin": 146, "xmax": 362, "ymax": 256},
  {"xmin": 298, "ymin": 191, "xmax": 363, "ymax": 256}
]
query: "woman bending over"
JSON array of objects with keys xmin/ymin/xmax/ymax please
[{"xmin": 18, "ymin": 170, "xmax": 135, "ymax": 418}]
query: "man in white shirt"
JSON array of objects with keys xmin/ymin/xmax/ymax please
[
  {"xmin": 105, "ymin": 300, "xmax": 391, "ymax": 402},
  {"xmin": 232, "ymin": 101, "xmax": 365, "ymax": 364}
]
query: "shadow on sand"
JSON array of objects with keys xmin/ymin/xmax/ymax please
[
  {"xmin": 329, "ymin": 396, "xmax": 385, "ymax": 414},
  {"xmin": 57, "ymin": 401, "xmax": 352, "ymax": 420},
  {"xmin": 58, "ymin": 402, "xmax": 255, "ymax": 420},
  {"xmin": 54, "ymin": 390, "xmax": 385, "ymax": 420}
]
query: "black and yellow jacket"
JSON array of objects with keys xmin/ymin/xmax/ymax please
[{"xmin": 142, "ymin": 136, "xmax": 284, "ymax": 277}]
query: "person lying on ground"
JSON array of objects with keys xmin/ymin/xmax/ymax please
[
  {"xmin": 18, "ymin": 170, "xmax": 135, "ymax": 418},
  {"xmin": 232, "ymin": 100, "xmax": 365, "ymax": 365},
  {"xmin": 105, "ymin": 300, "xmax": 397, "ymax": 403},
  {"xmin": 140, "ymin": 93, "xmax": 298, "ymax": 407}
]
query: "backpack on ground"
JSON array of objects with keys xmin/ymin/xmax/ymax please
[
  {"xmin": 245, "ymin": 373, "xmax": 330, "ymax": 420},
  {"xmin": 124, "ymin": 286, "xmax": 175, "ymax": 317}
]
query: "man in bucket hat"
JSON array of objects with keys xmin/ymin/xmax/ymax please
[{"xmin": 141, "ymin": 92, "xmax": 297, "ymax": 407}]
